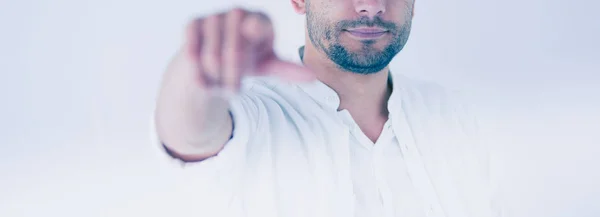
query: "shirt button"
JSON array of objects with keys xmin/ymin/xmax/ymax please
[{"xmin": 427, "ymin": 205, "xmax": 434, "ymax": 215}]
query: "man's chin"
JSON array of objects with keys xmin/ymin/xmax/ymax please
[
  {"xmin": 326, "ymin": 44, "xmax": 392, "ymax": 74},
  {"xmin": 336, "ymin": 62, "xmax": 388, "ymax": 75}
]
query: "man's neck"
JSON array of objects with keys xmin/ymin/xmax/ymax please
[{"xmin": 301, "ymin": 44, "xmax": 392, "ymax": 121}]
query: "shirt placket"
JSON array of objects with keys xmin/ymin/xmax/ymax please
[
  {"xmin": 342, "ymin": 111, "xmax": 395, "ymax": 217},
  {"xmin": 391, "ymin": 109, "xmax": 446, "ymax": 217},
  {"xmin": 374, "ymin": 121, "xmax": 397, "ymax": 217}
]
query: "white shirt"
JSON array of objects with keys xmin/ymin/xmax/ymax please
[
  {"xmin": 151, "ymin": 54, "xmax": 502, "ymax": 217},
  {"xmin": 319, "ymin": 86, "xmax": 421, "ymax": 217},
  {"xmin": 346, "ymin": 118, "xmax": 424, "ymax": 217}
]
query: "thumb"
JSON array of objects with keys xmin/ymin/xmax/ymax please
[{"xmin": 258, "ymin": 58, "xmax": 317, "ymax": 82}]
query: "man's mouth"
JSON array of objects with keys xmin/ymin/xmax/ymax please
[{"xmin": 344, "ymin": 27, "xmax": 388, "ymax": 39}]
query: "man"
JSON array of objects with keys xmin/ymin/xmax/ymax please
[{"xmin": 153, "ymin": 0, "xmax": 502, "ymax": 216}]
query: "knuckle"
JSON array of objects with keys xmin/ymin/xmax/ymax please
[
  {"xmin": 185, "ymin": 20, "xmax": 196, "ymax": 32},
  {"xmin": 228, "ymin": 7, "xmax": 246, "ymax": 18},
  {"xmin": 185, "ymin": 18, "xmax": 202, "ymax": 35},
  {"xmin": 253, "ymin": 11, "xmax": 270, "ymax": 21},
  {"xmin": 254, "ymin": 12, "xmax": 272, "ymax": 27},
  {"xmin": 205, "ymin": 14, "xmax": 219, "ymax": 24},
  {"xmin": 242, "ymin": 14, "xmax": 274, "ymax": 42}
]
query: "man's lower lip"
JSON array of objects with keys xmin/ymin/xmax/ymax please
[{"xmin": 346, "ymin": 31, "xmax": 387, "ymax": 39}]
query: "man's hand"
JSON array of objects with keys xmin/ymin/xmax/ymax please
[
  {"xmin": 188, "ymin": 8, "xmax": 315, "ymax": 92},
  {"xmin": 154, "ymin": 8, "xmax": 314, "ymax": 161}
]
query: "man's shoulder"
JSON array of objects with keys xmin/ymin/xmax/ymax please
[
  {"xmin": 395, "ymin": 74, "xmax": 483, "ymax": 137},
  {"xmin": 394, "ymin": 74, "xmax": 473, "ymax": 115},
  {"xmin": 236, "ymin": 76, "xmax": 317, "ymax": 112},
  {"xmin": 239, "ymin": 76, "xmax": 283, "ymax": 91},
  {"xmin": 397, "ymin": 75, "xmax": 491, "ymax": 173}
]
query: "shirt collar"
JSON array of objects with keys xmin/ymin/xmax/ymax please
[{"xmin": 294, "ymin": 46, "xmax": 401, "ymax": 113}]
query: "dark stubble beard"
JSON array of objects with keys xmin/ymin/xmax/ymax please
[{"xmin": 306, "ymin": 6, "xmax": 413, "ymax": 75}]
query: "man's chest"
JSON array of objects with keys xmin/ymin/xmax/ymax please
[
  {"xmin": 236, "ymin": 109, "xmax": 490, "ymax": 217},
  {"xmin": 348, "ymin": 125, "xmax": 426, "ymax": 217}
]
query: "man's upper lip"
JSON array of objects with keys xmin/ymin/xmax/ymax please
[{"xmin": 345, "ymin": 27, "xmax": 387, "ymax": 33}]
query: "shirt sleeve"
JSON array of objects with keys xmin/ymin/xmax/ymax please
[
  {"xmin": 149, "ymin": 81, "xmax": 266, "ymax": 215},
  {"xmin": 149, "ymin": 88, "xmax": 261, "ymax": 177}
]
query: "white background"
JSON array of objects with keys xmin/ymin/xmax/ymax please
[{"xmin": 1, "ymin": 0, "xmax": 599, "ymax": 216}]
